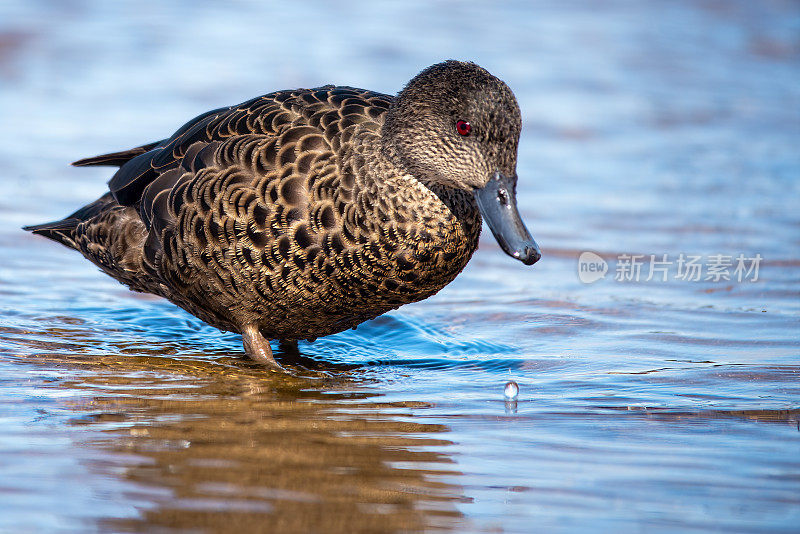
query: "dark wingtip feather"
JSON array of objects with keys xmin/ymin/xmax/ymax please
[
  {"xmin": 72, "ymin": 140, "xmax": 164, "ymax": 167},
  {"xmin": 72, "ymin": 154, "xmax": 129, "ymax": 167}
]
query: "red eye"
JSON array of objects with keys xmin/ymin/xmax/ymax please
[{"xmin": 456, "ymin": 120, "xmax": 472, "ymax": 136}]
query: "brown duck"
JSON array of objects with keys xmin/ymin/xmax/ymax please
[{"xmin": 25, "ymin": 60, "xmax": 540, "ymax": 368}]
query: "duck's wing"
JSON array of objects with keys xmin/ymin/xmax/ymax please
[
  {"xmin": 80, "ymin": 88, "xmax": 393, "ymax": 296},
  {"xmin": 105, "ymin": 103, "xmax": 251, "ymax": 206},
  {"xmin": 104, "ymin": 86, "xmax": 393, "ymax": 209}
]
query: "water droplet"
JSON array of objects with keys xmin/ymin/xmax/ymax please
[{"xmin": 504, "ymin": 380, "xmax": 519, "ymax": 400}]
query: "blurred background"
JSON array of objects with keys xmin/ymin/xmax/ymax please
[{"xmin": 0, "ymin": 1, "xmax": 798, "ymax": 533}]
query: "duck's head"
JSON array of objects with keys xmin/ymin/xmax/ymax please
[{"xmin": 383, "ymin": 60, "xmax": 540, "ymax": 265}]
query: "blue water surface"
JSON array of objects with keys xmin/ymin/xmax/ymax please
[{"xmin": 0, "ymin": 1, "xmax": 798, "ymax": 533}]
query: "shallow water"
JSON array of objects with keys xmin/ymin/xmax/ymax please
[{"xmin": 1, "ymin": 1, "xmax": 799, "ymax": 532}]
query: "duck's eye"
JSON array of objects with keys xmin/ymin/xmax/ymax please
[{"xmin": 455, "ymin": 120, "xmax": 472, "ymax": 136}]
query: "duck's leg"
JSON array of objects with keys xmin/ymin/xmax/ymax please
[{"xmin": 241, "ymin": 324, "xmax": 281, "ymax": 369}]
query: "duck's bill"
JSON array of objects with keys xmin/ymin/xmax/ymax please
[{"xmin": 474, "ymin": 171, "xmax": 541, "ymax": 265}]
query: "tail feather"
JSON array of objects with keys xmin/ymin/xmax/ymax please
[
  {"xmin": 23, "ymin": 193, "xmax": 118, "ymax": 249},
  {"xmin": 23, "ymin": 219, "xmax": 80, "ymax": 248}
]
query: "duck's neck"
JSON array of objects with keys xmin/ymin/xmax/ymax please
[
  {"xmin": 344, "ymin": 124, "xmax": 482, "ymax": 257},
  {"xmin": 345, "ymin": 125, "xmax": 475, "ymax": 219},
  {"xmin": 377, "ymin": 121, "xmax": 441, "ymax": 191},
  {"xmin": 334, "ymin": 125, "xmax": 481, "ymax": 301}
]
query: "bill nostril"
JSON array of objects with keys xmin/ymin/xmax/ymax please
[{"xmin": 496, "ymin": 188, "xmax": 509, "ymax": 206}]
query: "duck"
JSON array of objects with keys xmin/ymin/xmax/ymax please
[{"xmin": 25, "ymin": 60, "xmax": 541, "ymax": 368}]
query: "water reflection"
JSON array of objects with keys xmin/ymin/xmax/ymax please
[{"xmin": 10, "ymin": 325, "xmax": 466, "ymax": 532}]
